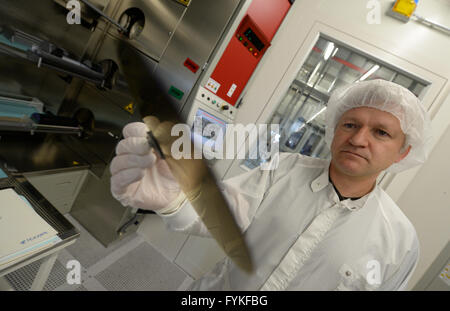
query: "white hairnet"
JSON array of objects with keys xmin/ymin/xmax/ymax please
[{"xmin": 324, "ymin": 79, "xmax": 432, "ymax": 173}]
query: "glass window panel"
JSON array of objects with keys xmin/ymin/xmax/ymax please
[
  {"xmin": 373, "ymin": 66, "xmax": 395, "ymax": 81},
  {"xmin": 348, "ymin": 54, "xmax": 367, "ymax": 69},
  {"xmin": 334, "ymin": 48, "xmax": 352, "ymax": 61},
  {"xmin": 393, "ymin": 74, "xmax": 413, "ymax": 89},
  {"xmin": 411, "ymin": 83, "xmax": 426, "ymax": 98}
]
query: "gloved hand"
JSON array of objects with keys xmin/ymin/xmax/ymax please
[{"xmin": 110, "ymin": 122, "xmax": 184, "ymax": 212}]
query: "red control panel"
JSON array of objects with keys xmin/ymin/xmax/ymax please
[{"xmin": 205, "ymin": 0, "xmax": 292, "ymax": 106}]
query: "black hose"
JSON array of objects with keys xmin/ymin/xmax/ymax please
[{"xmin": 136, "ymin": 209, "xmax": 156, "ymax": 215}]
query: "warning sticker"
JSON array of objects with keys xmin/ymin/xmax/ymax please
[
  {"xmin": 176, "ymin": 0, "xmax": 191, "ymax": 6},
  {"xmin": 227, "ymin": 84, "xmax": 237, "ymax": 98}
]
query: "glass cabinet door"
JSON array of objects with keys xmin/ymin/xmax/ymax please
[{"xmin": 242, "ymin": 36, "xmax": 428, "ymax": 170}]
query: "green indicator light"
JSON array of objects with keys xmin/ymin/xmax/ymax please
[{"xmin": 239, "ymin": 37, "xmax": 243, "ymax": 41}]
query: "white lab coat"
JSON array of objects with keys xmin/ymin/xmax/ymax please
[{"xmin": 160, "ymin": 152, "xmax": 420, "ymax": 291}]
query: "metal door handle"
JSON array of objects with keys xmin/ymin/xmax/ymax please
[{"xmin": 79, "ymin": 0, "xmax": 127, "ymax": 33}]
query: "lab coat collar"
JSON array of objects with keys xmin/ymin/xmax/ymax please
[{"xmin": 310, "ymin": 163, "xmax": 370, "ymax": 212}]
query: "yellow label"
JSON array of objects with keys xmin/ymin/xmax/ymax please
[
  {"xmin": 392, "ymin": 0, "xmax": 417, "ymax": 17},
  {"xmin": 177, "ymin": 0, "xmax": 190, "ymax": 6},
  {"xmin": 124, "ymin": 102, "xmax": 135, "ymax": 114}
]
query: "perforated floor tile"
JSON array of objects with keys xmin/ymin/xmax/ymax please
[
  {"xmin": 95, "ymin": 242, "xmax": 186, "ymax": 291},
  {"xmin": 5, "ymin": 257, "xmax": 67, "ymax": 291},
  {"xmin": 64, "ymin": 214, "xmax": 139, "ymax": 268},
  {"xmin": 75, "ymin": 285, "xmax": 88, "ymax": 291}
]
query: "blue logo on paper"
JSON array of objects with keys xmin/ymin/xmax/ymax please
[{"xmin": 20, "ymin": 232, "xmax": 49, "ymax": 245}]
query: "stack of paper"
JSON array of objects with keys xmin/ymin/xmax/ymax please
[{"xmin": 0, "ymin": 188, "xmax": 61, "ymax": 267}]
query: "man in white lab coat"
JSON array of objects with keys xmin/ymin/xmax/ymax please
[{"xmin": 109, "ymin": 79, "xmax": 432, "ymax": 290}]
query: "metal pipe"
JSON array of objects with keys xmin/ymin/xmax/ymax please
[
  {"xmin": 79, "ymin": 0, "xmax": 127, "ymax": 33},
  {"xmin": 0, "ymin": 40, "xmax": 28, "ymax": 59},
  {"xmin": 30, "ymin": 49, "xmax": 105, "ymax": 82},
  {"xmin": 1, "ymin": 33, "xmax": 107, "ymax": 87},
  {"xmin": 413, "ymin": 14, "xmax": 450, "ymax": 34},
  {"xmin": 32, "ymin": 123, "xmax": 82, "ymax": 135},
  {"xmin": 0, "ymin": 117, "xmax": 82, "ymax": 135}
]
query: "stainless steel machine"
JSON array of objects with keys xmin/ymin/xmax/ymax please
[{"xmin": 0, "ymin": 0, "xmax": 245, "ymax": 246}]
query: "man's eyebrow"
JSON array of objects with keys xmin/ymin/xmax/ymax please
[
  {"xmin": 372, "ymin": 121, "xmax": 397, "ymax": 131},
  {"xmin": 340, "ymin": 117, "xmax": 397, "ymax": 131},
  {"xmin": 340, "ymin": 117, "xmax": 358, "ymax": 123}
]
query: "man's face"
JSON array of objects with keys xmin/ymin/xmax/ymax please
[{"xmin": 330, "ymin": 107, "xmax": 410, "ymax": 178}]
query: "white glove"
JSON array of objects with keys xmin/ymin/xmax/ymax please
[{"xmin": 110, "ymin": 122, "xmax": 185, "ymax": 213}]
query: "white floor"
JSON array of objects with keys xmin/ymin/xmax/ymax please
[{"xmin": 4, "ymin": 214, "xmax": 195, "ymax": 291}]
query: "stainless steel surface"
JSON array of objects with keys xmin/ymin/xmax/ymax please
[
  {"xmin": 79, "ymin": 0, "xmax": 127, "ymax": 32},
  {"xmin": 0, "ymin": 117, "xmax": 82, "ymax": 135},
  {"xmin": 0, "ymin": 0, "xmax": 244, "ymax": 173},
  {"xmin": 119, "ymin": 43, "xmax": 253, "ymax": 272},
  {"xmin": 0, "ymin": 0, "xmax": 93, "ymax": 114},
  {"xmin": 0, "ymin": 40, "xmax": 28, "ymax": 59},
  {"xmin": 0, "ymin": 0, "xmax": 246, "ymax": 247},
  {"xmin": 70, "ymin": 169, "xmax": 143, "ymax": 247},
  {"xmin": 54, "ymin": 0, "xmax": 111, "ymax": 26},
  {"xmin": 91, "ymin": 33, "xmax": 157, "ymax": 118},
  {"xmin": 155, "ymin": 0, "xmax": 243, "ymax": 114},
  {"xmin": 0, "ymin": 0, "xmax": 94, "ymax": 57},
  {"xmin": 0, "ymin": 132, "xmax": 89, "ymax": 174},
  {"xmin": 61, "ymin": 81, "xmax": 138, "ymax": 170},
  {"xmin": 106, "ymin": 0, "xmax": 186, "ymax": 62},
  {"xmin": 0, "ymin": 52, "xmax": 68, "ymax": 116},
  {"xmin": 0, "ymin": 25, "xmax": 115, "ymax": 89}
]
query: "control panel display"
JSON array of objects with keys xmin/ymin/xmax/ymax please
[
  {"xmin": 244, "ymin": 28, "xmax": 265, "ymax": 51},
  {"xmin": 192, "ymin": 109, "xmax": 227, "ymax": 148}
]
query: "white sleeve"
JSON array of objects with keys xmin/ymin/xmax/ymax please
[
  {"xmin": 378, "ymin": 237, "xmax": 420, "ymax": 291},
  {"xmin": 158, "ymin": 155, "xmax": 286, "ymax": 237}
]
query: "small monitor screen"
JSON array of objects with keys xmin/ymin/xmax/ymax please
[
  {"xmin": 192, "ymin": 109, "xmax": 227, "ymax": 147},
  {"xmin": 244, "ymin": 28, "xmax": 265, "ymax": 51}
]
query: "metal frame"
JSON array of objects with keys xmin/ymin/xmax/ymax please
[{"xmin": 0, "ymin": 173, "xmax": 80, "ymax": 290}]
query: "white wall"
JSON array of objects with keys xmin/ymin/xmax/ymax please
[
  {"xmin": 396, "ymin": 93, "xmax": 450, "ymax": 290},
  {"xmin": 222, "ymin": 0, "xmax": 450, "ymax": 289}
]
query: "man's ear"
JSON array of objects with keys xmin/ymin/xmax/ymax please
[{"xmin": 395, "ymin": 145, "xmax": 411, "ymax": 163}]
